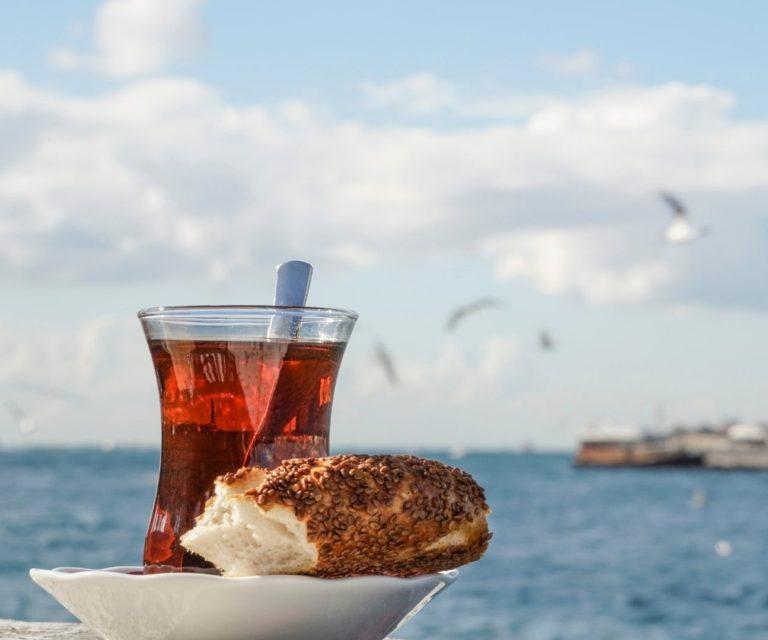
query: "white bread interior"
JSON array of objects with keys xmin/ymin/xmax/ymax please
[
  {"xmin": 426, "ymin": 525, "xmax": 481, "ymax": 552},
  {"xmin": 180, "ymin": 470, "xmax": 317, "ymax": 577}
]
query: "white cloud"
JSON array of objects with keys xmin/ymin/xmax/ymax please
[
  {"xmin": 527, "ymin": 83, "xmax": 735, "ymax": 134},
  {"xmin": 48, "ymin": 47, "xmax": 82, "ymax": 72},
  {"xmin": 0, "ymin": 315, "xmax": 153, "ymax": 445},
  {"xmin": 483, "ymin": 229, "xmax": 675, "ymax": 304},
  {"xmin": 361, "ymin": 73, "xmax": 547, "ymax": 119},
  {"xmin": 353, "ymin": 336, "xmax": 521, "ymax": 406},
  {"xmin": 50, "ymin": 0, "xmax": 205, "ymax": 77},
  {"xmin": 361, "ymin": 73, "xmax": 458, "ymax": 114},
  {"xmin": 538, "ymin": 48, "xmax": 599, "ymax": 76},
  {"xmin": 1, "ymin": 71, "xmax": 768, "ymax": 308}
]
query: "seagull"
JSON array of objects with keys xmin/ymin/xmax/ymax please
[
  {"xmin": 445, "ymin": 297, "xmax": 504, "ymax": 332},
  {"xmin": 373, "ymin": 342, "xmax": 398, "ymax": 387},
  {"xmin": 2, "ymin": 400, "xmax": 37, "ymax": 434},
  {"xmin": 539, "ymin": 329, "xmax": 555, "ymax": 351},
  {"xmin": 715, "ymin": 540, "xmax": 732, "ymax": 557},
  {"xmin": 659, "ymin": 191, "xmax": 708, "ymax": 244}
]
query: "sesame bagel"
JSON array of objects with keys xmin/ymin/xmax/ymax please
[{"xmin": 180, "ymin": 454, "xmax": 491, "ymax": 578}]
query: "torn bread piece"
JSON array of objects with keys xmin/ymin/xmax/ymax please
[{"xmin": 181, "ymin": 454, "xmax": 491, "ymax": 577}]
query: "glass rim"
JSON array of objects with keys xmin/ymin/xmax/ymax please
[{"xmin": 137, "ymin": 305, "xmax": 359, "ymax": 321}]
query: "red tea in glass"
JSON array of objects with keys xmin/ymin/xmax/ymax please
[{"xmin": 139, "ymin": 307, "xmax": 357, "ymax": 572}]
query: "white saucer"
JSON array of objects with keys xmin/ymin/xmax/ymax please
[{"xmin": 30, "ymin": 567, "xmax": 458, "ymax": 640}]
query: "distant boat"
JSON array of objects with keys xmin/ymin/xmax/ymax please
[
  {"xmin": 520, "ymin": 440, "xmax": 535, "ymax": 454},
  {"xmin": 575, "ymin": 424, "xmax": 701, "ymax": 467},
  {"xmin": 449, "ymin": 444, "xmax": 467, "ymax": 460},
  {"xmin": 576, "ymin": 421, "xmax": 768, "ymax": 469},
  {"xmin": 727, "ymin": 423, "xmax": 767, "ymax": 445}
]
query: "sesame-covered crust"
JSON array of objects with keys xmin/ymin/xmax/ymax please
[
  {"xmin": 242, "ymin": 454, "xmax": 491, "ymax": 577},
  {"xmin": 221, "ymin": 466, "xmax": 261, "ymax": 485}
]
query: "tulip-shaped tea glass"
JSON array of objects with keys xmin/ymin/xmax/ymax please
[{"xmin": 139, "ymin": 306, "xmax": 357, "ymax": 572}]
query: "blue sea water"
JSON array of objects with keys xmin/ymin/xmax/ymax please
[{"xmin": 2, "ymin": 449, "xmax": 768, "ymax": 639}]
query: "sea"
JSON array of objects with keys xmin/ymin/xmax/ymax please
[{"xmin": 2, "ymin": 449, "xmax": 768, "ymax": 640}]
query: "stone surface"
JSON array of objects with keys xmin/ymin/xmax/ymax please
[
  {"xmin": 0, "ymin": 620, "xmax": 403, "ymax": 639},
  {"xmin": 0, "ymin": 621, "xmax": 96, "ymax": 640}
]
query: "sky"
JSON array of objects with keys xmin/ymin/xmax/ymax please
[{"xmin": 0, "ymin": 0, "xmax": 767, "ymax": 450}]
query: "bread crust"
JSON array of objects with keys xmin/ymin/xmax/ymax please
[{"xmin": 241, "ymin": 454, "xmax": 491, "ymax": 577}]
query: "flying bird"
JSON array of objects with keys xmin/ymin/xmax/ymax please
[
  {"xmin": 539, "ymin": 329, "xmax": 555, "ymax": 351},
  {"xmin": 660, "ymin": 191, "xmax": 686, "ymax": 216},
  {"xmin": 2, "ymin": 400, "xmax": 36, "ymax": 434},
  {"xmin": 659, "ymin": 191, "xmax": 708, "ymax": 244},
  {"xmin": 373, "ymin": 342, "xmax": 398, "ymax": 387},
  {"xmin": 445, "ymin": 297, "xmax": 504, "ymax": 332}
]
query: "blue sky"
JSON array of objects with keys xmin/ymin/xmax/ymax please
[
  {"xmin": 0, "ymin": 0, "xmax": 767, "ymax": 449},
  {"xmin": 5, "ymin": 1, "xmax": 768, "ymax": 114}
]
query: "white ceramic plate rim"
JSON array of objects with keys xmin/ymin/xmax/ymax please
[{"xmin": 30, "ymin": 566, "xmax": 459, "ymax": 586}]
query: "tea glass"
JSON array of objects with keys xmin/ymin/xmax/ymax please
[{"xmin": 138, "ymin": 306, "xmax": 357, "ymax": 571}]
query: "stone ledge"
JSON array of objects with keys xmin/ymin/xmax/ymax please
[
  {"xmin": 0, "ymin": 620, "xmax": 403, "ymax": 640},
  {"xmin": 0, "ymin": 621, "xmax": 96, "ymax": 640}
]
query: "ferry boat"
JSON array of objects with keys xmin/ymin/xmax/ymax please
[
  {"xmin": 575, "ymin": 424, "xmax": 701, "ymax": 467},
  {"xmin": 575, "ymin": 422, "xmax": 768, "ymax": 469}
]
